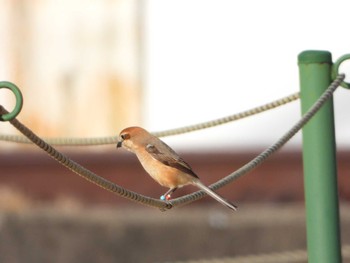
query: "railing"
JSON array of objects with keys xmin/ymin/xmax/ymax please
[{"xmin": 1, "ymin": 50, "xmax": 349, "ymax": 263}]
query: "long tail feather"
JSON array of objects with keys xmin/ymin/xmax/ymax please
[{"xmin": 194, "ymin": 180, "xmax": 237, "ymax": 211}]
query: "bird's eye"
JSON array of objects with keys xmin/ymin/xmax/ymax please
[{"xmin": 121, "ymin": 133, "xmax": 130, "ymax": 140}]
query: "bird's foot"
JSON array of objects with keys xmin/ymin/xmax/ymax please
[{"xmin": 160, "ymin": 187, "xmax": 177, "ymax": 201}]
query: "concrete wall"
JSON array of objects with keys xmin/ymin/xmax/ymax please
[{"xmin": 0, "ymin": 205, "xmax": 349, "ymax": 263}]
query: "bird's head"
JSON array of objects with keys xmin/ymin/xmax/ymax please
[{"xmin": 116, "ymin": 126, "xmax": 149, "ymax": 152}]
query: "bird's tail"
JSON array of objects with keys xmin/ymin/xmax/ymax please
[{"xmin": 194, "ymin": 180, "xmax": 237, "ymax": 211}]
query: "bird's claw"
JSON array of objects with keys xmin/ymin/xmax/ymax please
[
  {"xmin": 159, "ymin": 201, "xmax": 173, "ymax": 212},
  {"xmin": 159, "ymin": 194, "xmax": 173, "ymax": 212}
]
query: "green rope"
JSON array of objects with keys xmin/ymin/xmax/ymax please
[
  {"xmin": 0, "ymin": 75, "xmax": 343, "ymax": 210},
  {"xmin": 0, "ymin": 92, "xmax": 300, "ymax": 145}
]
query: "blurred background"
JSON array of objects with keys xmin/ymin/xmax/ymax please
[{"xmin": 0, "ymin": 0, "xmax": 349, "ymax": 262}]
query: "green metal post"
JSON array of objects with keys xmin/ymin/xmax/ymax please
[{"xmin": 298, "ymin": 50, "xmax": 342, "ymax": 263}]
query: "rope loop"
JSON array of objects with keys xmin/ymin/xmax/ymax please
[{"xmin": 0, "ymin": 81, "xmax": 23, "ymax": 121}]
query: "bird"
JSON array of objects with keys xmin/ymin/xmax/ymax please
[{"xmin": 116, "ymin": 126, "xmax": 237, "ymax": 211}]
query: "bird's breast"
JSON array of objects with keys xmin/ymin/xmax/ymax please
[{"xmin": 135, "ymin": 151, "xmax": 192, "ymax": 188}]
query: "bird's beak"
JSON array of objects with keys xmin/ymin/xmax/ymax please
[{"xmin": 116, "ymin": 140, "xmax": 123, "ymax": 148}]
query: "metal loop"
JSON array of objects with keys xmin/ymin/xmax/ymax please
[
  {"xmin": 0, "ymin": 81, "xmax": 23, "ymax": 121},
  {"xmin": 332, "ymin": 54, "xmax": 350, "ymax": 89}
]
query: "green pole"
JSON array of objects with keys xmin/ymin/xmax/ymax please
[{"xmin": 298, "ymin": 50, "xmax": 342, "ymax": 263}]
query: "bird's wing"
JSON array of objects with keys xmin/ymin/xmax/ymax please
[{"xmin": 146, "ymin": 143, "xmax": 199, "ymax": 179}]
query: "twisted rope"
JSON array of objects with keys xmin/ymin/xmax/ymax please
[
  {"xmin": 167, "ymin": 74, "xmax": 344, "ymax": 208},
  {"xmin": 0, "ymin": 92, "xmax": 300, "ymax": 145},
  {"xmin": 154, "ymin": 92, "xmax": 300, "ymax": 137},
  {"xmin": 0, "ymin": 105, "xmax": 170, "ymax": 210},
  {"xmin": 0, "ymin": 75, "xmax": 344, "ymax": 210}
]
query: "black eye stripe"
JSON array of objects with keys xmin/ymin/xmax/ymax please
[{"xmin": 121, "ymin": 133, "xmax": 130, "ymax": 140}]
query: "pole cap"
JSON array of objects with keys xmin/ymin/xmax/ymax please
[{"xmin": 298, "ymin": 50, "xmax": 332, "ymax": 64}]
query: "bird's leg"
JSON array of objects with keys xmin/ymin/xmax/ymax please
[{"xmin": 160, "ymin": 187, "xmax": 177, "ymax": 201}]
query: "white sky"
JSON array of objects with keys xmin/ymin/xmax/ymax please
[{"xmin": 143, "ymin": 0, "xmax": 350, "ymax": 151}]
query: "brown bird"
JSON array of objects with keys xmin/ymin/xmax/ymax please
[{"xmin": 116, "ymin": 126, "xmax": 237, "ymax": 211}]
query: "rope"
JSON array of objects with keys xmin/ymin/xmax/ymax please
[
  {"xmin": 0, "ymin": 74, "xmax": 344, "ymax": 210},
  {"xmin": 153, "ymin": 92, "xmax": 300, "ymax": 137},
  {"xmin": 0, "ymin": 106, "xmax": 170, "ymax": 211},
  {"xmin": 167, "ymin": 74, "xmax": 344, "ymax": 208},
  {"xmin": 165, "ymin": 243, "xmax": 350, "ymax": 263},
  {"xmin": 0, "ymin": 92, "xmax": 300, "ymax": 145}
]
